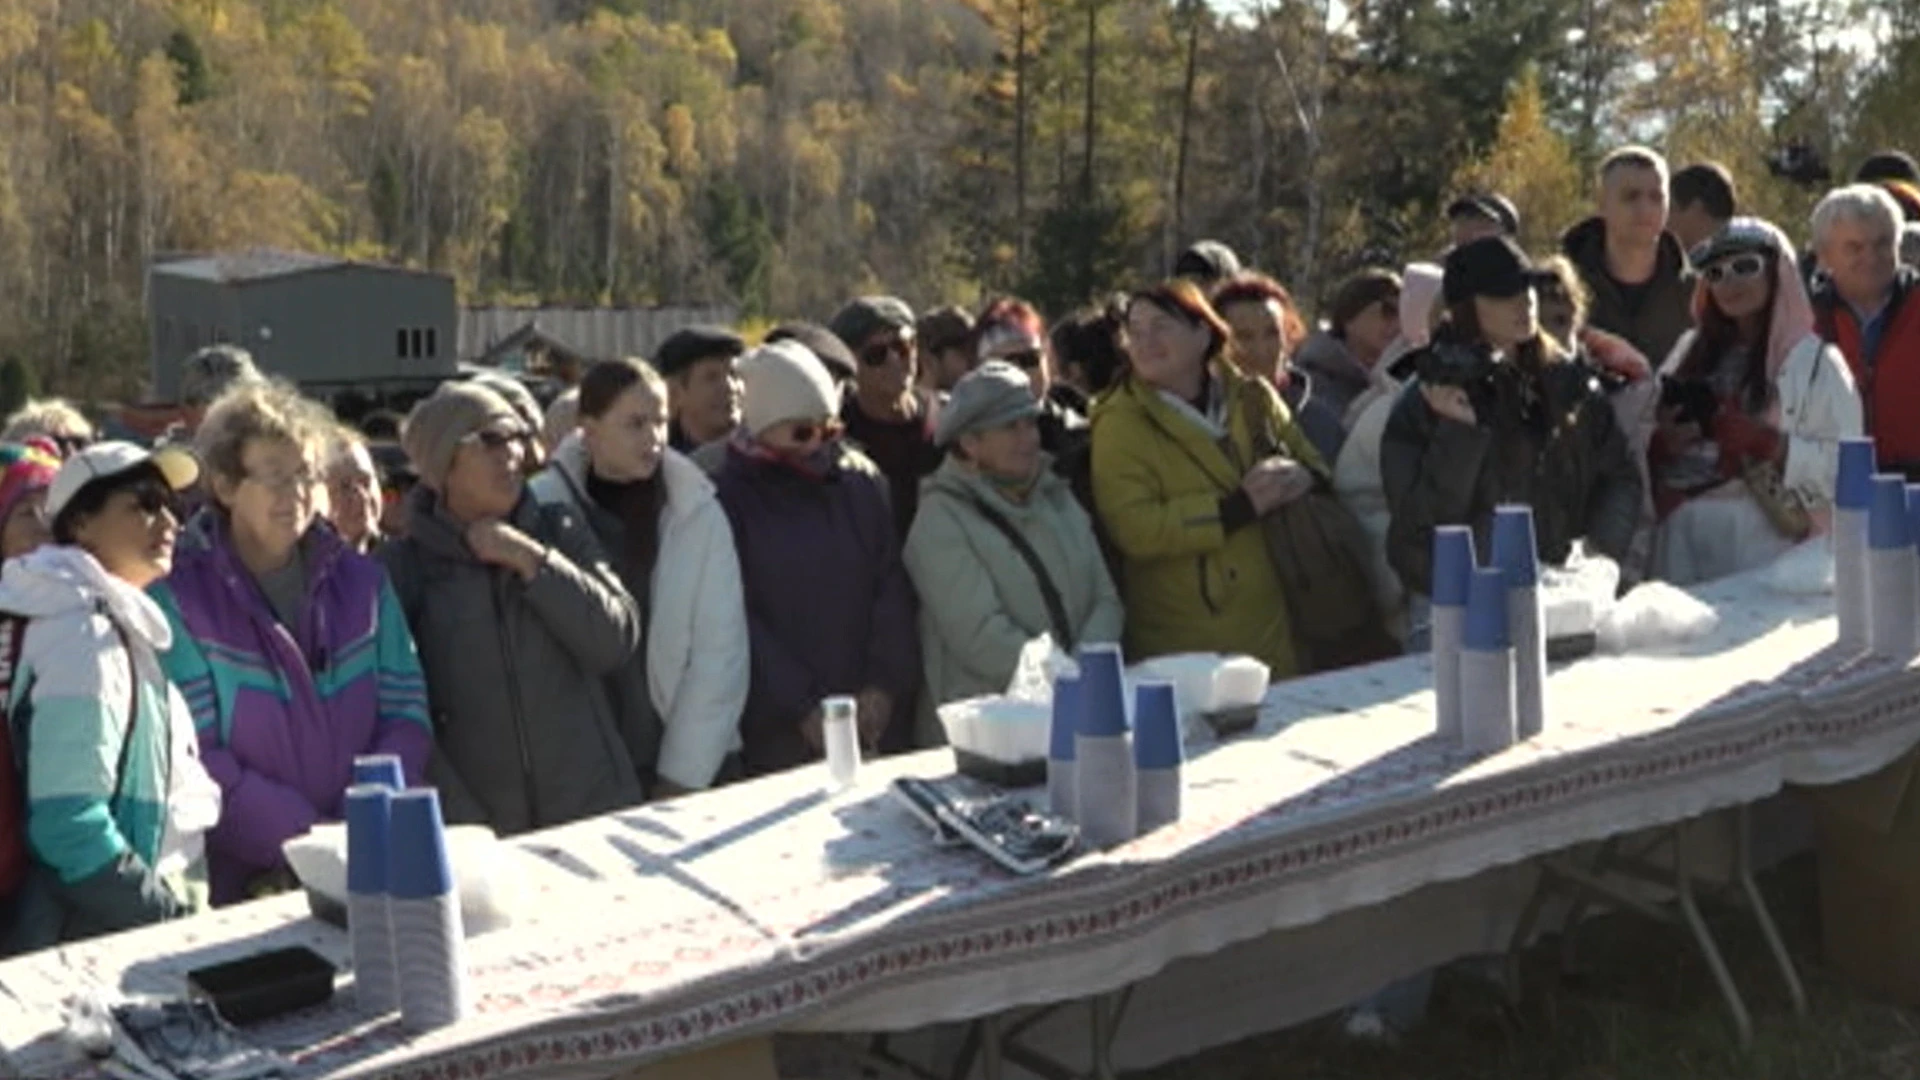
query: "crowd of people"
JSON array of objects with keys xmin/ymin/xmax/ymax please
[{"xmin": 0, "ymin": 141, "xmax": 1915, "ymax": 962}]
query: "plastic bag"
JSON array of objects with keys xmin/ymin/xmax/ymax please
[
  {"xmin": 1539, "ymin": 544, "xmax": 1621, "ymax": 640},
  {"xmin": 1595, "ymin": 581, "xmax": 1720, "ymax": 653},
  {"xmin": 282, "ymin": 824, "xmax": 516, "ymax": 935},
  {"xmin": 1764, "ymin": 536, "xmax": 1833, "ymax": 596},
  {"xmin": 1004, "ymin": 633, "xmax": 1077, "ymax": 703}
]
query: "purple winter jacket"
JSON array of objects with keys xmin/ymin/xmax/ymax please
[{"xmin": 151, "ymin": 513, "xmax": 432, "ymax": 905}]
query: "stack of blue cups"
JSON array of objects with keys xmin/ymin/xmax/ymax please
[
  {"xmin": 1835, "ymin": 437, "xmax": 1877, "ymax": 651},
  {"xmin": 1048, "ymin": 674, "xmax": 1081, "ymax": 819},
  {"xmin": 1490, "ymin": 506, "xmax": 1546, "ymax": 740},
  {"xmin": 1460, "ymin": 566, "xmax": 1518, "ymax": 754},
  {"xmin": 1868, "ymin": 474, "xmax": 1919, "ymax": 658},
  {"xmin": 388, "ymin": 788, "xmax": 470, "ymax": 1033},
  {"xmin": 1132, "ymin": 681, "xmax": 1183, "ymax": 834},
  {"xmin": 1074, "ymin": 643, "xmax": 1136, "ymax": 850},
  {"xmin": 1430, "ymin": 526, "xmax": 1476, "ymax": 744},
  {"xmin": 345, "ymin": 783, "xmax": 399, "ymax": 1017}
]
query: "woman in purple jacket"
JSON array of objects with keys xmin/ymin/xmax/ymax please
[{"xmin": 151, "ymin": 380, "xmax": 431, "ymax": 905}]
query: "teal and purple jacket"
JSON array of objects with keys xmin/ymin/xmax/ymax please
[{"xmin": 151, "ymin": 512, "xmax": 431, "ymax": 905}]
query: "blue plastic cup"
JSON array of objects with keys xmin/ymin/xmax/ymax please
[
  {"xmin": 353, "ymin": 754, "xmax": 406, "ymax": 790},
  {"xmin": 1870, "ymin": 474, "xmax": 1912, "ymax": 551},
  {"xmin": 345, "ymin": 784, "xmax": 392, "ymax": 897},
  {"xmin": 1050, "ymin": 674, "xmax": 1082, "ymax": 763},
  {"xmin": 1076, "ymin": 644, "xmax": 1128, "ymax": 737},
  {"xmin": 1132, "ymin": 682, "xmax": 1183, "ymax": 770},
  {"xmin": 1431, "ymin": 525, "xmax": 1477, "ymax": 607},
  {"xmin": 1464, "ymin": 567, "xmax": 1510, "ymax": 651},
  {"xmin": 1905, "ymin": 484, "xmax": 1920, "ymax": 544},
  {"xmin": 386, "ymin": 789, "xmax": 454, "ymax": 901},
  {"xmin": 1489, "ymin": 505, "xmax": 1540, "ymax": 588},
  {"xmin": 1838, "ymin": 438, "xmax": 1877, "ymax": 511}
]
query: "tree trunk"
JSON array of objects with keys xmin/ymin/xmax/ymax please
[
  {"xmin": 1080, "ymin": 0, "xmax": 1097, "ymax": 206},
  {"xmin": 1172, "ymin": 3, "xmax": 1201, "ymax": 251},
  {"xmin": 1014, "ymin": 0, "xmax": 1029, "ymax": 271}
]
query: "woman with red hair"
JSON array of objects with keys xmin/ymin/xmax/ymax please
[
  {"xmin": 1091, "ymin": 281, "xmax": 1325, "ymax": 676},
  {"xmin": 1213, "ymin": 273, "xmax": 1347, "ymax": 462},
  {"xmin": 972, "ymin": 297, "xmax": 1087, "ymax": 456}
]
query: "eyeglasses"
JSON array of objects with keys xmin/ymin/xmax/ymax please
[
  {"xmin": 463, "ymin": 428, "xmax": 527, "ymax": 451},
  {"xmin": 126, "ymin": 481, "xmax": 176, "ymax": 518},
  {"xmin": 242, "ymin": 467, "xmax": 319, "ymax": 494},
  {"xmin": 859, "ymin": 337, "xmax": 915, "ymax": 368},
  {"xmin": 1704, "ymin": 253, "xmax": 1768, "ymax": 285},
  {"xmin": 1000, "ymin": 349, "xmax": 1044, "ymax": 371},
  {"xmin": 788, "ymin": 419, "xmax": 844, "ymax": 445}
]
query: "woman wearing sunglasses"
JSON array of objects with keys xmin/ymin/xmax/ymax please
[
  {"xmin": 1649, "ymin": 218, "xmax": 1863, "ymax": 585},
  {"xmin": 149, "ymin": 380, "xmax": 432, "ymax": 905},
  {"xmin": 380, "ymin": 381, "xmax": 647, "ymax": 835},
  {"xmin": 973, "ymin": 297, "xmax": 1088, "ymax": 457},
  {"xmin": 714, "ymin": 341, "xmax": 919, "ymax": 775},
  {"xmin": 0, "ymin": 442, "xmax": 219, "ymax": 953}
]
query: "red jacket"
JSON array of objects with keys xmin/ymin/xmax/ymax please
[{"xmin": 1813, "ymin": 268, "xmax": 1920, "ymax": 476}]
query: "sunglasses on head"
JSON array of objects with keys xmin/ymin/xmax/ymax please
[
  {"xmin": 789, "ymin": 418, "xmax": 844, "ymax": 444},
  {"xmin": 1704, "ymin": 253, "xmax": 1768, "ymax": 285},
  {"xmin": 859, "ymin": 337, "xmax": 914, "ymax": 368}
]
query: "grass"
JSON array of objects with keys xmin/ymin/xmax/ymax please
[{"xmin": 1134, "ymin": 855, "xmax": 1920, "ymax": 1080}]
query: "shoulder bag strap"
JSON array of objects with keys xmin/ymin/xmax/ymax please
[{"xmin": 956, "ymin": 490, "xmax": 1077, "ymax": 653}]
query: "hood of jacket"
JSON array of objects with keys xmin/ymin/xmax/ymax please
[
  {"xmin": 1294, "ymin": 330, "xmax": 1372, "ymax": 390},
  {"xmin": 0, "ymin": 545, "xmax": 172, "ymax": 650},
  {"xmin": 1561, "ymin": 216, "xmax": 1692, "ymax": 289},
  {"xmin": 544, "ymin": 432, "xmax": 720, "ymax": 530}
]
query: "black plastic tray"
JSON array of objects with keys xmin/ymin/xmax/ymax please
[
  {"xmin": 953, "ymin": 749, "xmax": 1048, "ymax": 789},
  {"xmin": 187, "ymin": 946, "xmax": 336, "ymax": 1026}
]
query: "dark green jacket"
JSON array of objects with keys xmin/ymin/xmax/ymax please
[{"xmin": 1562, "ymin": 217, "xmax": 1698, "ymax": 368}]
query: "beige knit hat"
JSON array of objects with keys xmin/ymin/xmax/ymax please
[
  {"xmin": 738, "ymin": 341, "xmax": 840, "ymax": 437},
  {"xmin": 402, "ymin": 381, "xmax": 519, "ymax": 490}
]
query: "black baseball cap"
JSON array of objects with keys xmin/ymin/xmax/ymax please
[
  {"xmin": 654, "ymin": 325, "xmax": 747, "ymax": 379},
  {"xmin": 1442, "ymin": 236, "xmax": 1555, "ymax": 307},
  {"xmin": 1445, "ymin": 192, "xmax": 1521, "ymax": 236}
]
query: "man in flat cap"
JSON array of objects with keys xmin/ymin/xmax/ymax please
[
  {"xmin": 655, "ymin": 325, "xmax": 747, "ymax": 454},
  {"xmin": 830, "ymin": 296, "xmax": 943, "ymax": 539}
]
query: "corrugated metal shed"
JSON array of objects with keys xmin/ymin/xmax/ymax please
[
  {"xmin": 151, "ymin": 249, "xmax": 348, "ymax": 284},
  {"xmin": 458, "ymin": 306, "xmax": 739, "ymax": 365}
]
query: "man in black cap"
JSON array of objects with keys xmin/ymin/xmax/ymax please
[
  {"xmin": 655, "ymin": 325, "xmax": 746, "ymax": 453},
  {"xmin": 1444, "ymin": 192, "xmax": 1520, "ymax": 249},
  {"xmin": 1172, "ymin": 240, "xmax": 1243, "ymax": 287},
  {"xmin": 830, "ymin": 296, "xmax": 943, "ymax": 539}
]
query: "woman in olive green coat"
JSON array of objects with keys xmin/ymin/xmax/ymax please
[
  {"xmin": 1091, "ymin": 281, "xmax": 1326, "ymax": 677},
  {"xmin": 904, "ymin": 362, "xmax": 1124, "ymax": 745}
]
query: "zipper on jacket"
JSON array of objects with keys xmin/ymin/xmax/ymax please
[{"xmin": 490, "ymin": 578, "xmax": 542, "ymax": 829}]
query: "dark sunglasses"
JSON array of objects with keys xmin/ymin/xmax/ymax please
[
  {"xmin": 126, "ymin": 481, "xmax": 177, "ymax": 518},
  {"xmin": 789, "ymin": 419, "xmax": 844, "ymax": 444},
  {"xmin": 1001, "ymin": 349, "xmax": 1044, "ymax": 370},
  {"xmin": 859, "ymin": 337, "xmax": 914, "ymax": 368},
  {"xmin": 1704, "ymin": 253, "xmax": 1767, "ymax": 285},
  {"xmin": 464, "ymin": 428, "xmax": 526, "ymax": 451}
]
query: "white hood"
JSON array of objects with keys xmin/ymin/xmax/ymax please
[
  {"xmin": 547, "ymin": 432, "xmax": 720, "ymax": 529},
  {"xmin": 0, "ymin": 546, "xmax": 173, "ymax": 651}
]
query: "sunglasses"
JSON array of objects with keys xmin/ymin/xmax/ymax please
[
  {"xmin": 788, "ymin": 418, "xmax": 844, "ymax": 445},
  {"xmin": 463, "ymin": 428, "xmax": 527, "ymax": 451},
  {"xmin": 859, "ymin": 337, "xmax": 914, "ymax": 368},
  {"xmin": 126, "ymin": 481, "xmax": 177, "ymax": 518},
  {"xmin": 1000, "ymin": 349, "xmax": 1044, "ymax": 370},
  {"xmin": 1704, "ymin": 253, "xmax": 1767, "ymax": 285}
]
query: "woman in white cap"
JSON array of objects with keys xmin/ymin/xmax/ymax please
[
  {"xmin": 0, "ymin": 442, "xmax": 219, "ymax": 953},
  {"xmin": 380, "ymin": 381, "xmax": 647, "ymax": 835},
  {"xmin": 903, "ymin": 362, "xmax": 1122, "ymax": 743},
  {"xmin": 714, "ymin": 340, "xmax": 919, "ymax": 775}
]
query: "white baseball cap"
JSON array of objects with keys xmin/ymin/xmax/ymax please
[{"xmin": 46, "ymin": 441, "xmax": 201, "ymax": 525}]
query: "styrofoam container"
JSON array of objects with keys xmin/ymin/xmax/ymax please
[
  {"xmin": 937, "ymin": 696, "xmax": 1051, "ymax": 764},
  {"xmin": 284, "ymin": 824, "xmax": 515, "ymax": 936}
]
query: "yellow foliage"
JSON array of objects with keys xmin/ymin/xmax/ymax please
[{"xmin": 1453, "ymin": 67, "xmax": 1585, "ymax": 255}]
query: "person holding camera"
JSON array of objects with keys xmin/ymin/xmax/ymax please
[
  {"xmin": 1650, "ymin": 218, "xmax": 1862, "ymax": 585},
  {"xmin": 1381, "ymin": 237, "xmax": 1643, "ymax": 625}
]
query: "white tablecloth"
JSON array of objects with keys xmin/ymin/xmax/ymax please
[{"xmin": 3, "ymin": 573, "xmax": 1916, "ymax": 1080}]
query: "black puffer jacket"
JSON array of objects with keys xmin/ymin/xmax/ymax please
[
  {"xmin": 1380, "ymin": 345, "xmax": 1644, "ymax": 597},
  {"xmin": 1562, "ymin": 217, "xmax": 1697, "ymax": 368}
]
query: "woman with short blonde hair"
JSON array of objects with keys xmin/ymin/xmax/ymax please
[{"xmin": 152, "ymin": 379, "xmax": 431, "ymax": 904}]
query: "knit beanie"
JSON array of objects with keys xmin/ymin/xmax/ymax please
[
  {"xmin": 0, "ymin": 439, "xmax": 59, "ymax": 528},
  {"xmin": 402, "ymin": 381, "xmax": 519, "ymax": 490},
  {"xmin": 738, "ymin": 341, "xmax": 840, "ymax": 437},
  {"xmin": 829, "ymin": 296, "xmax": 916, "ymax": 350}
]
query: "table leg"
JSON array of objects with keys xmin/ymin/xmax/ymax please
[
  {"xmin": 1088, "ymin": 994, "xmax": 1116, "ymax": 1080},
  {"xmin": 977, "ymin": 1015, "xmax": 1005, "ymax": 1080},
  {"xmin": 1732, "ymin": 803, "xmax": 1809, "ymax": 1016},
  {"xmin": 1672, "ymin": 825, "xmax": 1754, "ymax": 1047}
]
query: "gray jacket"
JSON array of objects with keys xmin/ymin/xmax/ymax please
[{"xmin": 379, "ymin": 487, "xmax": 646, "ymax": 835}]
